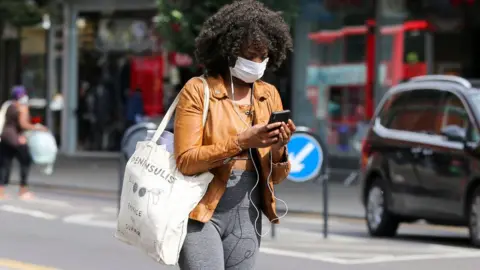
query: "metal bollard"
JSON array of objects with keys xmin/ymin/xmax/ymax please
[{"xmin": 322, "ymin": 168, "xmax": 330, "ymax": 238}]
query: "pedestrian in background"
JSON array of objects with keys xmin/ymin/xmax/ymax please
[
  {"xmin": 174, "ymin": 0, "xmax": 295, "ymax": 269},
  {"xmin": 0, "ymin": 86, "xmax": 47, "ymax": 200}
]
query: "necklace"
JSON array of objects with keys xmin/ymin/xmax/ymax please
[{"xmin": 230, "ymin": 76, "xmax": 254, "ymax": 130}]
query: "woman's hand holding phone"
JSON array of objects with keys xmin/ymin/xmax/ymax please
[
  {"xmin": 271, "ymin": 119, "xmax": 296, "ymax": 150},
  {"xmin": 238, "ymin": 122, "xmax": 283, "ymax": 149},
  {"xmin": 270, "ymin": 119, "xmax": 296, "ymax": 162},
  {"xmin": 238, "ymin": 119, "xmax": 296, "ymax": 150}
]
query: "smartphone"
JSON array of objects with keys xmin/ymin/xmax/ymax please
[{"xmin": 268, "ymin": 110, "xmax": 291, "ymax": 125}]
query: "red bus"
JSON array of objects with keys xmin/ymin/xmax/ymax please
[{"xmin": 307, "ymin": 20, "xmax": 429, "ymax": 152}]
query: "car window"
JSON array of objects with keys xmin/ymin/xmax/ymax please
[
  {"xmin": 386, "ymin": 89, "xmax": 443, "ymax": 134},
  {"xmin": 378, "ymin": 92, "xmax": 410, "ymax": 128},
  {"xmin": 468, "ymin": 94, "xmax": 480, "ymax": 142},
  {"xmin": 438, "ymin": 92, "xmax": 470, "ymax": 139},
  {"xmin": 470, "ymin": 126, "xmax": 480, "ymax": 142}
]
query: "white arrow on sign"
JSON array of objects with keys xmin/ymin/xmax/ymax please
[{"xmin": 289, "ymin": 142, "xmax": 316, "ymax": 173}]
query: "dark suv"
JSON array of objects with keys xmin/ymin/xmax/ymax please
[{"xmin": 360, "ymin": 75, "xmax": 480, "ymax": 246}]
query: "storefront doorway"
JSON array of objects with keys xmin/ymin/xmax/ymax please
[{"xmin": 75, "ymin": 10, "xmax": 165, "ymax": 152}]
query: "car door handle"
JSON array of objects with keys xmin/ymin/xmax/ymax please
[
  {"xmin": 411, "ymin": 147, "xmax": 422, "ymax": 154},
  {"xmin": 422, "ymin": 148, "xmax": 433, "ymax": 156}
]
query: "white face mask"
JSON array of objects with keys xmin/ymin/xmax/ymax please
[
  {"xmin": 229, "ymin": 57, "xmax": 269, "ymax": 83},
  {"xmin": 18, "ymin": 95, "xmax": 29, "ymax": 105}
]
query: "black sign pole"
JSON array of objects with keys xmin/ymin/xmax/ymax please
[
  {"xmin": 296, "ymin": 127, "xmax": 329, "ymax": 239},
  {"xmin": 323, "ymin": 168, "xmax": 329, "ymax": 239},
  {"xmin": 316, "ymin": 131, "xmax": 329, "ymax": 239},
  {"xmin": 283, "ymin": 126, "xmax": 329, "ymax": 239}
]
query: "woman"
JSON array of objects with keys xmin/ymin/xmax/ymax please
[
  {"xmin": 0, "ymin": 86, "xmax": 47, "ymax": 200},
  {"xmin": 174, "ymin": 1, "xmax": 295, "ymax": 269}
]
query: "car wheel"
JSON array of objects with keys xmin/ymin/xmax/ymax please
[
  {"xmin": 468, "ymin": 187, "xmax": 480, "ymax": 247},
  {"xmin": 366, "ymin": 179, "xmax": 399, "ymax": 237}
]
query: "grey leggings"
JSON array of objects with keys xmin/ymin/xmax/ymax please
[{"xmin": 179, "ymin": 170, "xmax": 262, "ymax": 270}]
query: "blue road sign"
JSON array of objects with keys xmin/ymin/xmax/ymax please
[{"xmin": 287, "ymin": 132, "xmax": 324, "ymax": 182}]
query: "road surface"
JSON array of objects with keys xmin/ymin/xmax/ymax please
[{"xmin": 1, "ymin": 186, "xmax": 480, "ymax": 270}]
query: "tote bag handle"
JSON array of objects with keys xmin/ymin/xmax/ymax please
[{"xmin": 151, "ymin": 76, "xmax": 210, "ymax": 143}]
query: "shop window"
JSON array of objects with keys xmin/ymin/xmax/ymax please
[
  {"xmin": 327, "ymin": 86, "xmax": 366, "ymax": 154},
  {"xmin": 20, "ymin": 26, "xmax": 47, "ymax": 126},
  {"xmin": 76, "ymin": 13, "xmax": 162, "ymax": 152},
  {"xmin": 20, "ymin": 27, "xmax": 46, "ymax": 99},
  {"xmin": 328, "ymin": 86, "xmax": 365, "ymax": 122}
]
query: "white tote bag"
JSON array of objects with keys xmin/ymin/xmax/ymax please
[{"xmin": 115, "ymin": 77, "xmax": 213, "ymax": 265}]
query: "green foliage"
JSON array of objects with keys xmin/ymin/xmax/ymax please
[
  {"xmin": 0, "ymin": 0, "xmax": 47, "ymax": 28},
  {"xmin": 156, "ymin": 0, "xmax": 298, "ymax": 56}
]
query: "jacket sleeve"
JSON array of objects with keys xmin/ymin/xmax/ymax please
[
  {"xmin": 174, "ymin": 79, "xmax": 243, "ymax": 176},
  {"xmin": 270, "ymin": 86, "xmax": 291, "ymax": 185}
]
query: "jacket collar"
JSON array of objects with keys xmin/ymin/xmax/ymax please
[{"xmin": 205, "ymin": 74, "xmax": 268, "ymax": 100}]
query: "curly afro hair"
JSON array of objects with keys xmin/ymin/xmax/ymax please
[{"xmin": 194, "ymin": 0, "xmax": 293, "ymax": 76}]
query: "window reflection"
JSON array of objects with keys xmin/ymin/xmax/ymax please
[{"xmin": 20, "ymin": 26, "xmax": 47, "ymax": 125}]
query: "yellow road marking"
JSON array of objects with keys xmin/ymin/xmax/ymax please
[{"xmin": 0, "ymin": 259, "xmax": 58, "ymax": 270}]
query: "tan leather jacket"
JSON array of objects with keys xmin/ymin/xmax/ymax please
[{"xmin": 174, "ymin": 75, "xmax": 291, "ymax": 224}]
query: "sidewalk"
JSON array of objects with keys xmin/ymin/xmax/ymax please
[
  {"xmin": 275, "ymin": 180, "xmax": 364, "ymax": 219},
  {"xmin": 27, "ymin": 156, "xmax": 120, "ymax": 193},
  {"xmin": 9, "ymin": 156, "xmax": 364, "ymax": 219}
]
